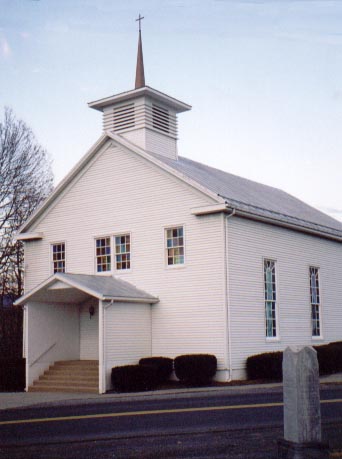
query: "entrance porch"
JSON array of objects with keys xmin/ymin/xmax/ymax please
[{"xmin": 15, "ymin": 273, "xmax": 159, "ymax": 394}]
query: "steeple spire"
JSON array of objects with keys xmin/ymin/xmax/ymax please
[{"xmin": 135, "ymin": 14, "xmax": 145, "ymax": 89}]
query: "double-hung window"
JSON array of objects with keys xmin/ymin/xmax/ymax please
[
  {"xmin": 95, "ymin": 237, "xmax": 111, "ymax": 272},
  {"xmin": 166, "ymin": 227, "xmax": 184, "ymax": 266},
  {"xmin": 264, "ymin": 259, "xmax": 277, "ymax": 338},
  {"xmin": 115, "ymin": 234, "xmax": 131, "ymax": 270},
  {"xmin": 309, "ymin": 267, "xmax": 321, "ymax": 337},
  {"xmin": 95, "ymin": 234, "xmax": 131, "ymax": 273},
  {"xmin": 52, "ymin": 243, "xmax": 66, "ymax": 273}
]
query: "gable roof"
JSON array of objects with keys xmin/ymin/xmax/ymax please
[
  {"xmin": 14, "ymin": 273, "xmax": 159, "ymax": 305},
  {"xmin": 17, "ymin": 131, "xmax": 342, "ymax": 242},
  {"xmin": 153, "ymin": 154, "xmax": 342, "ymax": 240}
]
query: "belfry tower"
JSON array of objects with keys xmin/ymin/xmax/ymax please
[{"xmin": 88, "ymin": 16, "xmax": 191, "ymax": 160}]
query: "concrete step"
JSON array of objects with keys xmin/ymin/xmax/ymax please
[
  {"xmin": 28, "ymin": 385, "xmax": 98, "ymax": 394},
  {"xmin": 46, "ymin": 368, "xmax": 98, "ymax": 376},
  {"xmin": 29, "ymin": 360, "xmax": 99, "ymax": 394},
  {"xmin": 55, "ymin": 360, "xmax": 99, "ymax": 366},
  {"xmin": 33, "ymin": 379, "xmax": 98, "ymax": 389},
  {"xmin": 37, "ymin": 376, "xmax": 98, "ymax": 386}
]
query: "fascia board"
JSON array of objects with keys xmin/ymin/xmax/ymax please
[
  {"xmin": 106, "ymin": 131, "xmax": 225, "ymax": 205},
  {"xmin": 15, "ymin": 232, "xmax": 44, "ymax": 241},
  {"xmin": 14, "ymin": 276, "xmax": 58, "ymax": 305},
  {"xmin": 89, "ymin": 86, "xmax": 191, "ymax": 113},
  {"xmin": 17, "ymin": 134, "xmax": 109, "ymax": 234},
  {"xmin": 14, "ymin": 274, "xmax": 103, "ymax": 306},
  {"xmin": 191, "ymin": 204, "xmax": 230, "ymax": 216},
  {"xmin": 102, "ymin": 296, "xmax": 159, "ymax": 304}
]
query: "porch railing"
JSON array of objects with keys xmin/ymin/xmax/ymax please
[{"xmin": 29, "ymin": 342, "xmax": 57, "ymax": 367}]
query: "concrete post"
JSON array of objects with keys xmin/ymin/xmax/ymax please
[{"xmin": 278, "ymin": 346, "xmax": 329, "ymax": 459}]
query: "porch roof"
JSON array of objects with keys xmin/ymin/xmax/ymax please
[{"xmin": 14, "ymin": 273, "xmax": 159, "ymax": 305}]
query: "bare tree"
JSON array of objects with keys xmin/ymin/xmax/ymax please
[{"xmin": 0, "ymin": 107, "xmax": 54, "ymax": 304}]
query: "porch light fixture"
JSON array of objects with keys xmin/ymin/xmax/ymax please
[{"xmin": 89, "ymin": 305, "xmax": 95, "ymax": 319}]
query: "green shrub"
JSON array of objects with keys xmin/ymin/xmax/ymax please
[
  {"xmin": 111, "ymin": 364, "xmax": 158, "ymax": 392},
  {"xmin": 246, "ymin": 341, "xmax": 342, "ymax": 380},
  {"xmin": 0, "ymin": 358, "xmax": 25, "ymax": 391},
  {"xmin": 174, "ymin": 354, "xmax": 217, "ymax": 386},
  {"xmin": 314, "ymin": 342, "xmax": 342, "ymax": 375},
  {"xmin": 0, "ymin": 307, "xmax": 23, "ymax": 359},
  {"xmin": 139, "ymin": 357, "xmax": 173, "ymax": 383},
  {"xmin": 246, "ymin": 351, "xmax": 283, "ymax": 381}
]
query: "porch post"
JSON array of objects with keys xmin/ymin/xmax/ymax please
[{"xmin": 98, "ymin": 300, "xmax": 105, "ymax": 394}]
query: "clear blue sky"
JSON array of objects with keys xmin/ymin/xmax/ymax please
[{"xmin": 1, "ymin": 0, "xmax": 342, "ymax": 221}]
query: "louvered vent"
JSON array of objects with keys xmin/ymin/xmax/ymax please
[
  {"xmin": 152, "ymin": 104, "xmax": 170, "ymax": 134},
  {"xmin": 113, "ymin": 103, "xmax": 135, "ymax": 131}
]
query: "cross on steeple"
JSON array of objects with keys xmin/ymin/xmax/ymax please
[
  {"xmin": 136, "ymin": 14, "xmax": 144, "ymax": 32},
  {"xmin": 135, "ymin": 14, "xmax": 145, "ymax": 89}
]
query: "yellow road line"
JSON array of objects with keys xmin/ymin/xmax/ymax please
[{"xmin": 1, "ymin": 398, "xmax": 341, "ymax": 427}]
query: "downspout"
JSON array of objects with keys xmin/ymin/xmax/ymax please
[
  {"xmin": 23, "ymin": 305, "xmax": 28, "ymax": 391},
  {"xmin": 99, "ymin": 300, "xmax": 104, "ymax": 394},
  {"xmin": 224, "ymin": 209, "xmax": 235, "ymax": 382}
]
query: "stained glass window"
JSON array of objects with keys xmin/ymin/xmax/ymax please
[
  {"xmin": 310, "ymin": 267, "xmax": 321, "ymax": 337},
  {"xmin": 95, "ymin": 237, "xmax": 111, "ymax": 272},
  {"xmin": 166, "ymin": 227, "xmax": 184, "ymax": 266},
  {"xmin": 264, "ymin": 259, "xmax": 277, "ymax": 338},
  {"xmin": 115, "ymin": 234, "xmax": 131, "ymax": 270},
  {"xmin": 52, "ymin": 243, "xmax": 66, "ymax": 273}
]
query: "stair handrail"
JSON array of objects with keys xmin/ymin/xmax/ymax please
[{"xmin": 29, "ymin": 342, "xmax": 57, "ymax": 367}]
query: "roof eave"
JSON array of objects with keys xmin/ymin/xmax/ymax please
[
  {"xmin": 88, "ymin": 86, "xmax": 192, "ymax": 113},
  {"xmin": 102, "ymin": 296, "xmax": 159, "ymax": 304},
  {"xmin": 15, "ymin": 232, "xmax": 44, "ymax": 242},
  {"xmin": 233, "ymin": 209, "xmax": 342, "ymax": 243},
  {"xmin": 191, "ymin": 203, "xmax": 342, "ymax": 242}
]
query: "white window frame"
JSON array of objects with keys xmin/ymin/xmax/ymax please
[
  {"xmin": 94, "ymin": 236, "xmax": 112, "ymax": 274},
  {"xmin": 263, "ymin": 258, "xmax": 279, "ymax": 341},
  {"xmin": 164, "ymin": 225, "xmax": 186, "ymax": 268},
  {"xmin": 51, "ymin": 242, "xmax": 66, "ymax": 274},
  {"xmin": 94, "ymin": 232, "xmax": 132, "ymax": 275},
  {"xmin": 114, "ymin": 232, "xmax": 132, "ymax": 272},
  {"xmin": 309, "ymin": 266, "xmax": 323, "ymax": 340}
]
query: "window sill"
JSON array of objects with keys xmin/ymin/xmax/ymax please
[
  {"xmin": 165, "ymin": 264, "xmax": 186, "ymax": 270},
  {"xmin": 95, "ymin": 271, "xmax": 112, "ymax": 276},
  {"xmin": 265, "ymin": 337, "xmax": 280, "ymax": 343},
  {"xmin": 114, "ymin": 270, "xmax": 132, "ymax": 275}
]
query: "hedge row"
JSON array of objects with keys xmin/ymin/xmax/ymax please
[
  {"xmin": 0, "ymin": 358, "xmax": 25, "ymax": 391},
  {"xmin": 174, "ymin": 354, "xmax": 217, "ymax": 386},
  {"xmin": 246, "ymin": 341, "xmax": 342, "ymax": 381},
  {"xmin": 111, "ymin": 354, "xmax": 217, "ymax": 392},
  {"xmin": 0, "ymin": 307, "xmax": 23, "ymax": 359}
]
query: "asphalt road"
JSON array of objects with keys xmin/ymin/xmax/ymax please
[{"xmin": 0, "ymin": 387, "xmax": 342, "ymax": 459}]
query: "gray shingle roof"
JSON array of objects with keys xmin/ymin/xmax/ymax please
[
  {"xmin": 155, "ymin": 154, "xmax": 342, "ymax": 239},
  {"xmin": 57, "ymin": 273, "xmax": 158, "ymax": 301},
  {"xmin": 14, "ymin": 273, "xmax": 159, "ymax": 305}
]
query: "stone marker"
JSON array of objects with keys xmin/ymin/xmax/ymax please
[{"xmin": 278, "ymin": 346, "xmax": 329, "ymax": 459}]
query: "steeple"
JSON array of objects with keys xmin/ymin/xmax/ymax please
[
  {"xmin": 88, "ymin": 16, "xmax": 191, "ymax": 161},
  {"xmin": 135, "ymin": 14, "xmax": 145, "ymax": 89}
]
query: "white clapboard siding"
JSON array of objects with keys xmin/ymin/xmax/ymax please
[
  {"xmin": 80, "ymin": 302, "xmax": 99, "ymax": 360},
  {"xmin": 122, "ymin": 128, "xmax": 178, "ymax": 160},
  {"xmin": 227, "ymin": 217, "xmax": 342, "ymax": 378},
  {"xmin": 104, "ymin": 302, "xmax": 151, "ymax": 389},
  {"xmin": 24, "ymin": 141, "xmax": 227, "ymax": 372}
]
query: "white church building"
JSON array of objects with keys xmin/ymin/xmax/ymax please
[{"xmin": 16, "ymin": 27, "xmax": 342, "ymax": 393}]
